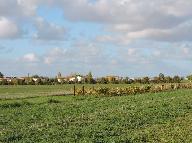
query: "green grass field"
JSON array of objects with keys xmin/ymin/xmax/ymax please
[
  {"xmin": 0, "ymin": 84, "xmax": 142, "ymax": 100},
  {"xmin": 0, "ymin": 85, "xmax": 192, "ymax": 142}
]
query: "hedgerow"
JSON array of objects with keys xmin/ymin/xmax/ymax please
[{"xmin": 75, "ymin": 83, "xmax": 192, "ymax": 96}]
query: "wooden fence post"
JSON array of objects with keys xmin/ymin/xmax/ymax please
[
  {"xmin": 82, "ymin": 86, "xmax": 85, "ymax": 95},
  {"xmin": 74, "ymin": 85, "xmax": 76, "ymax": 96}
]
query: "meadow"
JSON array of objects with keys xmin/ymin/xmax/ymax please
[
  {"xmin": 0, "ymin": 85, "xmax": 192, "ymax": 142},
  {"xmin": 0, "ymin": 84, "xmax": 142, "ymax": 100}
]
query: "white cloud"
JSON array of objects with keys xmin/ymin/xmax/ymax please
[
  {"xmin": 33, "ymin": 17, "xmax": 67, "ymax": 41},
  {"xmin": 22, "ymin": 53, "xmax": 39, "ymax": 62},
  {"xmin": 1, "ymin": 0, "xmax": 192, "ymax": 42},
  {"xmin": 44, "ymin": 47, "xmax": 67, "ymax": 64},
  {"xmin": 57, "ymin": 0, "xmax": 192, "ymax": 43},
  {"xmin": 17, "ymin": 0, "xmax": 40, "ymax": 16},
  {"xmin": 182, "ymin": 47, "xmax": 190, "ymax": 55},
  {"xmin": 0, "ymin": 17, "xmax": 21, "ymax": 39},
  {"xmin": 127, "ymin": 48, "xmax": 137, "ymax": 56}
]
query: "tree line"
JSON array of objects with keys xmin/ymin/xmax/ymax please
[{"xmin": 0, "ymin": 72, "xmax": 191, "ymax": 85}]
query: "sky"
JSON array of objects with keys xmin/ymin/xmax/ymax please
[{"xmin": 0, "ymin": 0, "xmax": 192, "ymax": 77}]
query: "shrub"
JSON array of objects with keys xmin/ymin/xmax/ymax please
[{"xmin": 74, "ymin": 83, "xmax": 192, "ymax": 96}]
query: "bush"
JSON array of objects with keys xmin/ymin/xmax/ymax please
[{"xmin": 75, "ymin": 83, "xmax": 192, "ymax": 96}]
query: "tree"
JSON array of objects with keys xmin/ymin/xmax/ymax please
[
  {"xmin": 0, "ymin": 72, "xmax": 4, "ymax": 78},
  {"xmin": 12, "ymin": 78, "xmax": 19, "ymax": 85},
  {"xmin": 122, "ymin": 77, "xmax": 129, "ymax": 84},
  {"xmin": 24, "ymin": 77, "xmax": 34, "ymax": 85},
  {"xmin": 142, "ymin": 77, "xmax": 150, "ymax": 84},
  {"xmin": 159, "ymin": 73, "xmax": 165, "ymax": 82},
  {"xmin": 96, "ymin": 77, "xmax": 108, "ymax": 84},
  {"xmin": 134, "ymin": 78, "xmax": 142, "ymax": 84},
  {"xmin": 86, "ymin": 72, "xmax": 94, "ymax": 84},
  {"xmin": 0, "ymin": 79, "xmax": 7, "ymax": 85},
  {"xmin": 41, "ymin": 77, "xmax": 50, "ymax": 85},
  {"xmin": 32, "ymin": 75, "xmax": 39, "ymax": 78},
  {"xmin": 34, "ymin": 78, "xmax": 42, "ymax": 85},
  {"xmin": 165, "ymin": 76, "xmax": 172, "ymax": 83},
  {"xmin": 187, "ymin": 75, "xmax": 192, "ymax": 81},
  {"xmin": 173, "ymin": 75, "xmax": 181, "ymax": 83},
  {"xmin": 151, "ymin": 76, "xmax": 160, "ymax": 84}
]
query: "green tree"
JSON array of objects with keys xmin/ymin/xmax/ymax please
[
  {"xmin": 32, "ymin": 75, "xmax": 39, "ymax": 78},
  {"xmin": 122, "ymin": 77, "xmax": 129, "ymax": 84},
  {"xmin": 159, "ymin": 73, "xmax": 165, "ymax": 82},
  {"xmin": 187, "ymin": 75, "xmax": 192, "ymax": 81},
  {"xmin": 173, "ymin": 75, "xmax": 181, "ymax": 83},
  {"xmin": 34, "ymin": 78, "xmax": 42, "ymax": 85},
  {"xmin": 152, "ymin": 76, "xmax": 160, "ymax": 84},
  {"xmin": 0, "ymin": 79, "xmax": 7, "ymax": 85},
  {"xmin": 165, "ymin": 76, "xmax": 172, "ymax": 83},
  {"xmin": 0, "ymin": 72, "xmax": 4, "ymax": 78},
  {"xmin": 12, "ymin": 79, "xmax": 19, "ymax": 85},
  {"xmin": 142, "ymin": 77, "xmax": 150, "ymax": 84},
  {"xmin": 24, "ymin": 78, "xmax": 34, "ymax": 85},
  {"xmin": 86, "ymin": 72, "xmax": 94, "ymax": 84},
  {"xmin": 96, "ymin": 77, "xmax": 108, "ymax": 84},
  {"xmin": 134, "ymin": 78, "xmax": 142, "ymax": 84}
]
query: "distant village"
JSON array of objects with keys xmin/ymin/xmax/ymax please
[
  {"xmin": 0, "ymin": 72, "xmax": 127, "ymax": 85},
  {"xmin": 0, "ymin": 71, "xmax": 191, "ymax": 85}
]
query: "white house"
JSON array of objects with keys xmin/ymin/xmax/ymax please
[
  {"xmin": 32, "ymin": 78, "xmax": 39, "ymax": 82},
  {"xmin": 69, "ymin": 77, "xmax": 76, "ymax": 82},
  {"xmin": 77, "ymin": 75, "xmax": 83, "ymax": 82}
]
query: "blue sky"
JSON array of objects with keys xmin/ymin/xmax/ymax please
[{"xmin": 0, "ymin": 0, "xmax": 192, "ymax": 77}]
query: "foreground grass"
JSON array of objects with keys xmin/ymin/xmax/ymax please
[{"xmin": 0, "ymin": 89, "xmax": 192, "ymax": 142}]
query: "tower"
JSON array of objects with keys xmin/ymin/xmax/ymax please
[{"xmin": 57, "ymin": 72, "xmax": 62, "ymax": 78}]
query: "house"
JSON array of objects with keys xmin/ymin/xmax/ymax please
[
  {"xmin": 18, "ymin": 77, "xmax": 26, "ymax": 80},
  {"xmin": 66, "ymin": 74, "xmax": 84, "ymax": 83},
  {"xmin": 57, "ymin": 77, "xmax": 67, "ymax": 83},
  {"xmin": 69, "ymin": 76, "xmax": 76, "ymax": 82},
  {"xmin": 56, "ymin": 72, "xmax": 85, "ymax": 83},
  {"xmin": 5, "ymin": 77, "xmax": 15, "ymax": 82},
  {"xmin": 32, "ymin": 78, "xmax": 39, "ymax": 82},
  {"xmin": 106, "ymin": 76, "xmax": 120, "ymax": 82},
  {"xmin": 77, "ymin": 75, "xmax": 84, "ymax": 82}
]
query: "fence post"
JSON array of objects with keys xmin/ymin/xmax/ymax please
[
  {"xmin": 82, "ymin": 86, "xmax": 85, "ymax": 95},
  {"xmin": 74, "ymin": 85, "xmax": 76, "ymax": 96}
]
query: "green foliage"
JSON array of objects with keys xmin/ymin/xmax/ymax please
[
  {"xmin": 11, "ymin": 79, "xmax": 25, "ymax": 85},
  {"xmin": 122, "ymin": 77, "xmax": 129, "ymax": 84},
  {"xmin": 86, "ymin": 71, "xmax": 94, "ymax": 84},
  {"xmin": 187, "ymin": 75, "xmax": 192, "ymax": 81},
  {"xmin": 0, "ymin": 79, "xmax": 8, "ymax": 85},
  {"xmin": 24, "ymin": 78, "xmax": 34, "ymax": 85},
  {"xmin": 96, "ymin": 77, "xmax": 108, "ymax": 84},
  {"xmin": 32, "ymin": 75, "xmax": 40, "ymax": 78},
  {"xmin": 173, "ymin": 75, "xmax": 182, "ymax": 83},
  {"xmin": 141, "ymin": 76, "xmax": 150, "ymax": 84},
  {"xmin": 75, "ymin": 83, "xmax": 192, "ymax": 96},
  {"xmin": 0, "ymin": 72, "xmax": 4, "ymax": 78}
]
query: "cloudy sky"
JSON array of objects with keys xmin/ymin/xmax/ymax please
[{"xmin": 0, "ymin": 0, "xmax": 192, "ymax": 77}]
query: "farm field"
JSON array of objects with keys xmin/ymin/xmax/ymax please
[
  {"xmin": 0, "ymin": 84, "xmax": 144, "ymax": 100},
  {"xmin": 0, "ymin": 85, "xmax": 192, "ymax": 142}
]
